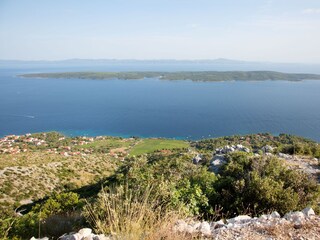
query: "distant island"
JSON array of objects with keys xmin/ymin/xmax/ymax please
[{"xmin": 19, "ymin": 71, "xmax": 320, "ymax": 82}]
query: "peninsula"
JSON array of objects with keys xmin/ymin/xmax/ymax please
[{"xmin": 20, "ymin": 71, "xmax": 320, "ymax": 82}]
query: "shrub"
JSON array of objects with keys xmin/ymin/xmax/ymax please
[
  {"xmin": 106, "ymin": 152, "xmax": 216, "ymax": 216},
  {"xmin": 213, "ymin": 152, "xmax": 320, "ymax": 216},
  {"xmin": 0, "ymin": 217, "xmax": 15, "ymax": 240},
  {"xmin": 9, "ymin": 192, "xmax": 84, "ymax": 239}
]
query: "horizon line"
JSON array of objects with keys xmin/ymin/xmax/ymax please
[{"xmin": 1, "ymin": 58, "xmax": 320, "ymax": 65}]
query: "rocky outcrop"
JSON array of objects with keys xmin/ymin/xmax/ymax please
[
  {"xmin": 193, "ymin": 154, "xmax": 203, "ymax": 164},
  {"xmin": 31, "ymin": 207, "xmax": 319, "ymax": 240},
  {"xmin": 208, "ymin": 144, "xmax": 250, "ymax": 173},
  {"xmin": 214, "ymin": 144, "xmax": 250, "ymax": 155},
  {"xmin": 261, "ymin": 145, "xmax": 274, "ymax": 153},
  {"xmin": 174, "ymin": 207, "xmax": 318, "ymax": 239},
  {"xmin": 209, "ymin": 154, "xmax": 227, "ymax": 173}
]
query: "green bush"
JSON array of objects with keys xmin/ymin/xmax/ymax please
[
  {"xmin": 213, "ymin": 152, "xmax": 320, "ymax": 216},
  {"xmin": 9, "ymin": 192, "xmax": 84, "ymax": 239},
  {"xmin": 105, "ymin": 152, "xmax": 217, "ymax": 216}
]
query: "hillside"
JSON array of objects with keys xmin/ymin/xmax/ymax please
[
  {"xmin": 0, "ymin": 132, "xmax": 319, "ymax": 239},
  {"xmin": 19, "ymin": 71, "xmax": 320, "ymax": 82}
]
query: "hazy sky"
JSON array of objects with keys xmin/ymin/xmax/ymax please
[{"xmin": 1, "ymin": 0, "xmax": 320, "ymax": 63}]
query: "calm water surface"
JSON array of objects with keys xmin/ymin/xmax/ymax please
[{"xmin": 0, "ymin": 66, "xmax": 319, "ymax": 141}]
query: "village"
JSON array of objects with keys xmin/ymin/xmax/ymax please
[{"xmin": 0, "ymin": 133, "xmax": 96, "ymax": 156}]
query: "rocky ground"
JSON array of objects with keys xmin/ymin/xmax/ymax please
[
  {"xmin": 30, "ymin": 207, "xmax": 320, "ymax": 240},
  {"xmin": 174, "ymin": 207, "xmax": 320, "ymax": 240}
]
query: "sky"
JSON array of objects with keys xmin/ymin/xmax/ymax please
[{"xmin": 0, "ymin": 0, "xmax": 320, "ymax": 63}]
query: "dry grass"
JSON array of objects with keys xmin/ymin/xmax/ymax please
[
  {"xmin": 84, "ymin": 185, "xmax": 195, "ymax": 240},
  {"xmin": 0, "ymin": 153, "xmax": 117, "ymax": 215}
]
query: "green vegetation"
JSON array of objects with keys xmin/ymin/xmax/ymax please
[
  {"xmin": 73, "ymin": 137, "xmax": 135, "ymax": 154},
  {"xmin": 192, "ymin": 133, "xmax": 320, "ymax": 158},
  {"xmin": 1, "ymin": 132, "xmax": 319, "ymax": 239},
  {"xmin": 214, "ymin": 152, "xmax": 319, "ymax": 215},
  {"xmin": 20, "ymin": 71, "xmax": 320, "ymax": 82},
  {"xmin": 105, "ymin": 151, "xmax": 217, "ymax": 216},
  {"xmin": 129, "ymin": 138, "xmax": 189, "ymax": 156},
  {"xmin": 6, "ymin": 192, "xmax": 84, "ymax": 238}
]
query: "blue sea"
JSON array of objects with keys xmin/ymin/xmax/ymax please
[{"xmin": 0, "ymin": 62, "xmax": 320, "ymax": 141}]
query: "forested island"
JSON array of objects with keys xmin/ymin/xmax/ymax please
[{"xmin": 20, "ymin": 71, "xmax": 320, "ymax": 82}]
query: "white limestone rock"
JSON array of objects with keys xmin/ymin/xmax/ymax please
[
  {"xmin": 209, "ymin": 154, "xmax": 227, "ymax": 172},
  {"xmin": 270, "ymin": 211, "xmax": 281, "ymax": 218},
  {"xmin": 193, "ymin": 154, "xmax": 202, "ymax": 164},
  {"xmin": 261, "ymin": 145, "xmax": 274, "ymax": 153},
  {"xmin": 59, "ymin": 233, "xmax": 81, "ymax": 240},
  {"xmin": 284, "ymin": 211, "xmax": 305, "ymax": 223},
  {"xmin": 78, "ymin": 228, "xmax": 92, "ymax": 238},
  {"xmin": 227, "ymin": 215, "xmax": 252, "ymax": 224},
  {"xmin": 302, "ymin": 207, "xmax": 315, "ymax": 217},
  {"xmin": 259, "ymin": 214, "xmax": 269, "ymax": 221},
  {"xmin": 198, "ymin": 221, "xmax": 211, "ymax": 235}
]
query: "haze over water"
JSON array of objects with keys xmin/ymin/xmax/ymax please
[{"xmin": 1, "ymin": 62, "xmax": 320, "ymax": 141}]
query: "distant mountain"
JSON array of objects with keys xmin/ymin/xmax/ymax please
[
  {"xmin": 0, "ymin": 58, "xmax": 253, "ymax": 65},
  {"xmin": 2, "ymin": 59, "xmax": 320, "ymax": 74}
]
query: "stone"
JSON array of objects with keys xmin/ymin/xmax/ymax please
[
  {"xmin": 209, "ymin": 154, "xmax": 227, "ymax": 172},
  {"xmin": 211, "ymin": 154, "xmax": 226, "ymax": 163},
  {"xmin": 59, "ymin": 233, "xmax": 81, "ymax": 240},
  {"xmin": 211, "ymin": 158, "xmax": 226, "ymax": 166},
  {"xmin": 294, "ymin": 223, "xmax": 303, "ymax": 229},
  {"xmin": 79, "ymin": 228, "xmax": 92, "ymax": 237},
  {"xmin": 227, "ymin": 223, "xmax": 234, "ymax": 228},
  {"xmin": 259, "ymin": 214, "xmax": 269, "ymax": 221},
  {"xmin": 261, "ymin": 145, "xmax": 274, "ymax": 153},
  {"xmin": 302, "ymin": 207, "xmax": 315, "ymax": 217},
  {"xmin": 193, "ymin": 154, "xmax": 202, "ymax": 164},
  {"xmin": 270, "ymin": 211, "xmax": 281, "ymax": 218},
  {"xmin": 212, "ymin": 219, "xmax": 226, "ymax": 229},
  {"xmin": 227, "ymin": 215, "xmax": 252, "ymax": 224},
  {"xmin": 199, "ymin": 221, "xmax": 211, "ymax": 235},
  {"xmin": 284, "ymin": 211, "xmax": 305, "ymax": 222},
  {"xmin": 243, "ymin": 147, "xmax": 251, "ymax": 153}
]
